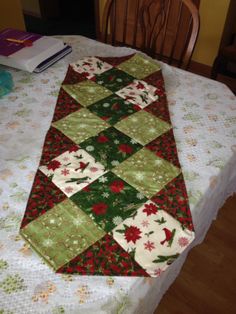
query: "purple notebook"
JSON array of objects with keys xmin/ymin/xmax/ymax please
[{"xmin": 0, "ymin": 28, "xmax": 41, "ymax": 56}]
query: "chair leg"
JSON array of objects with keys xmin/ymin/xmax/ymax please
[{"xmin": 211, "ymin": 56, "xmax": 221, "ymax": 79}]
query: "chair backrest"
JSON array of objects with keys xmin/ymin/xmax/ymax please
[{"xmin": 101, "ymin": 0, "xmax": 200, "ymax": 69}]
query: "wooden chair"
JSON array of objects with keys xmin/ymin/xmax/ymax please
[
  {"xmin": 211, "ymin": 36, "xmax": 236, "ymax": 79},
  {"xmin": 100, "ymin": 0, "xmax": 200, "ymax": 69}
]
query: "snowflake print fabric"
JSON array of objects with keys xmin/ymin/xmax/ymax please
[{"xmin": 20, "ymin": 54, "xmax": 195, "ymax": 277}]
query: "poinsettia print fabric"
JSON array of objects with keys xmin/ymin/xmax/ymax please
[
  {"xmin": 39, "ymin": 147, "xmax": 107, "ymax": 197},
  {"xmin": 20, "ymin": 53, "xmax": 195, "ymax": 277},
  {"xmin": 112, "ymin": 201, "xmax": 194, "ymax": 276}
]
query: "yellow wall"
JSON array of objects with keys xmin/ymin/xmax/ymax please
[
  {"xmin": 0, "ymin": 0, "xmax": 25, "ymax": 31},
  {"xmin": 192, "ymin": 0, "xmax": 230, "ymax": 66},
  {"xmin": 99, "ymin": 0, "xmax": 230, "ymax": 67}
]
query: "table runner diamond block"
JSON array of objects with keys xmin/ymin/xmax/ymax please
[{"xmin": 20, "ymin": 53, "xmax": 195, "ymax": 277}]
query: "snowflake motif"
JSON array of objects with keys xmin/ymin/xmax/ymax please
[
  {"xmin": 135, "ymin": 172, "xmax": 145, "ymax": 181},
  {"xmin": 178, "ymin": 237, "xmax": 189, "ymax": 247},
  {"xmin": 102, "ymin": 192, "xmax": 109, "ymax": 198},
  {"xmin": 148, "ymin": 128, "xmax": 157, "ymax": 134},
  {"xmin": 136, "ymin": 193, "xmax": 145, "ymax": 200},
  {"xmin": 130, "ymin": 138, "xmax": 137, "ymax": 144},
  {"xmin": 49, "ymin": 219, "xmax": 55, "ymax": 224},
  {"xmin": 154, "ymin": 159, "xmax": 163, "ymax": 166},
  {"xmin": 144, "ymin": 240, "xmax": 155, "ymax": 252},
  {"xmin": 86, "ymin": 146, "xmax": 94, "ymax": 152},
  {"xmin": 73, "ymin": 218, "xmax": 84, "ymax": 226},
  {"xmin": 98, "ymin": 176, "xmax": 108, "ymax": 183},
  {"xmin": 141, "ymin": 220, "xmax": 150, "ymax": 228},
  {"xmin": 103, "ymin": 103, "xmax": 110, "ymax": 108},
  {"xmin": 61, "ymin": 169, "xmax": 70, "ymax": 176},
  {"xmin": 79, "ymin": 123, "xmax": 87, "ymax": 129},
  {"xmin": 116, "ymin": 78, "xmax": 122, "ymax": 82},
  {"xmin": 97, "ymin": 80, "xmax": 104, "ymax": 85},
  {"xmin": 130, "ymin": 117, "xmax": 138, "ymax": 122},
  {"xmin": 42, "ymin": 239, "xmax": 54, "ymax": 248},
  {"xmin": 114, "ymin": 140, "xmax": 120, "ymax": 144},
  {"xmin": 112, "ymin": 216, "xmax": 123, "ymax": 226},
  {"xmin": 111, "ymin": 160, "xmax": 120, "ymax": 166},
  {"xmin": 87, "ymin": 87, "xmax": 96, "ymax": 93},
  {"xmin": 64, "ymin": 186, "xmax": 74, "ymax": 194}
]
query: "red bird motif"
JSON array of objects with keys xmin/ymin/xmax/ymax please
[
  {"xmin": 160, "ymin": 228, "xmax": 176, "ymax": 247},
  {"xmin": 75, "ymin": 162, "xmax": 89, "ymax": 172}
]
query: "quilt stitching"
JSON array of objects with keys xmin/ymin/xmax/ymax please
[{"xmin": 20, "ymin": 53, "xmax": 195, "ymax": 277}]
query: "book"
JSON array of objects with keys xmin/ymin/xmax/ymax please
[{"xmin": 0, "ymin": 28, "xmax": 71, "ymax": 72}]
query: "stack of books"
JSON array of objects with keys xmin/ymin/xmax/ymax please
[{"xmin": 0, "ymin": 28, "xmax": 72, "ymax": 73}]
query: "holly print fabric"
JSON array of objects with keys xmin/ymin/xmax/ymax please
[{"xmin": 20, "ymin": 53, "xmax": 195, "ymax": 277}]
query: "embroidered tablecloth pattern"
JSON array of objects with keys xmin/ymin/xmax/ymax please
[{"xmin": 20, "ymin": 53, "xmax": 194, "ymax": 277}]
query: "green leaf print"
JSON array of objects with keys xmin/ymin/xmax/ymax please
[{"xmin": 152, "ymin": 253, "xmax": 179, "ymax": 265}]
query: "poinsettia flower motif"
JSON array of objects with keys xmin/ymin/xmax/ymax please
[
  {"xmin": 92, "ymin": 202, "xmax": 108, "ymax": 215},
  {"xmin": 82, "ymin": 72, "xmax": 90, "ymax": 78},
  {"xmin": 124, "ymin": 225, "xmax": 142, "ymax": 244},
  {"xmin": 68, "ymin": 145, "xmax": 79, "ymax": 153},
  {"xmin": 133, "ymin": 104, "xmax": 141, "ymax": 111},
  {"xmin": 111, "ymin": 103, "xmax": 120, "ymax": 111},
  {"xmin": 155, "ymin": 88, "xmax": 164, "ymax": 97},
  {"xmin": 144, "ymin": 240, "xmax": 155, "ymax": 252},
  {"xmin": 178, "ymin": 237, "xmax": 189, "ymax": 247},
  {"xmin": 82, "ymin": 185, "xmax": 90, "ymax": 192},
  {"xmin": 109, "ymin": 180, "xmax": 124, "ymax": 193},
  {"xmin": 101, "ymin": 116, "xmax": 110, "ymax": 120},
  {"xmin": 47, "ymin": 160, "xmax": 61, "ymax": 171},
  {"xmin": 156, "ymin": 79, "xmax": 163, "ymax": 89},
  {"xmin": 118, "ymin": 144, "xmax": 133, "ymax": 154},
  {"xmin": 143, "ymin": 203, "xmax": 158, "ymax": 216},
  {"xmin": 125, "ymin": 95, "xmax": 135, "ymax": 101},
  {"xmin": 82, "ymin": 61, "xmax": 91, "ymax": 66},
  {"xmin": 136, "ymin": 82, "xmax": 145, "ymax": 89},
  {"xmin": 61, "ymin": 168, "xmax": 70, "ymax": 176},
  {"xmin": 97, "ymin": 135, "xmax": 109, "ymax": 143},
  {"xmin": 108, "ymin": 75, "xmax": 115, "ymax": 81}
]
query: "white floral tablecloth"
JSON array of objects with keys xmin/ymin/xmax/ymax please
[{"xmin": 0, "ymin": 36, "xmax": 236, "ymax": 314}]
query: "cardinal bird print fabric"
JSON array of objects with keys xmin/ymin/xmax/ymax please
[{"xmin": 20, "ymin": 53, "xmax": 195, "ymax": 277}]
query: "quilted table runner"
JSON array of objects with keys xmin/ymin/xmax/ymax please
[{"xmin": 20, "ymin": 53, "xmax": 194, "ymax": 277}]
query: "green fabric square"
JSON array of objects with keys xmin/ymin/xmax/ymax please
[
  {"xmin": 112, "ymin": 148, "xmax": 181, "ymax": 198},
  {"xmin": 115, "ymin": 110, "xmax": 171, "ymax": 145},
  {"xmin": 20, "ymin": 199, "xmax": 105, "ymax": 270},
  {"xmin": 118, "ymin": 54, "xmax": 161, "ymax": 79},
  {"xmin": 70, "ymin": 172, "xmax": 147, "ymax": 232},
  {"xmin": 89, "ymin": 94, "xmax": 141, "ymax": 125},
  {"xmin": 52, "ymin": 108, "xmax": 109, "ymax": 144},
  {"xmin": 80, "ymin": 126, "xmax": 142, "ymax": 169},
  {"xmin": 95, "ymin": 68, "xmax": 134, "ymax": 92},
  {"xmin": 62, "ymin": 80, "xmax": 113, "ymax": 107}
]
